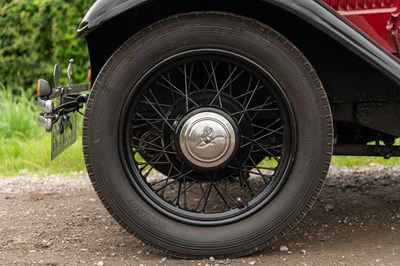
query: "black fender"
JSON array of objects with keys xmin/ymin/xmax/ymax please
[
  {"xmin": 77, "ymin": 0, "xmax": 400, "ymax": 86},
  {"xmin": 77, "ymin": 0, "xmax": 148, "ymax": 35}
]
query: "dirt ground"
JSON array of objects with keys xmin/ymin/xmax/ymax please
[{"xmin": 1, "ymin": 166, "xmax": 400, "ymax": 266}]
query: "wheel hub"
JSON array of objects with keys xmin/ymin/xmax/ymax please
[{"xmin": 177, "ymin": 110, "xmax": 238, "ymax": 169}]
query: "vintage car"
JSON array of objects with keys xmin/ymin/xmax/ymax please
[{"xmin": 37, "ymin": 0, "xmax": 400, "ymax": 258}]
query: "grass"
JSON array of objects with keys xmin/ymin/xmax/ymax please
[
  {"xmin": 332, "ymin": 155, "xmax": 400, "ymax": 167},
  {"xmin": 0, "ymin": 84, "xmax": 399, "ymax": 177},
  {"xmin": 0, "ymin": 86, "xmax": 39, "ymax": 139},
  {"xmin": 0, "ymin": 136, "xmax": 85, "ymax": 176}
]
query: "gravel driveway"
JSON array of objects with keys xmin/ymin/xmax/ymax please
[{"xmin": 1, "ymin": 166, "xmax": 399, "ymax": 265}]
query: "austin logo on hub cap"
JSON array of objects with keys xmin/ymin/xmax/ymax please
[{"xmin": 196, "ymin": 126, "xmax": 225, "ymax": 149}]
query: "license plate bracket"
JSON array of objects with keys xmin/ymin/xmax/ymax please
[{"xmin": 51, "ymin": 113, "xmax": 77, "ymax": 160}]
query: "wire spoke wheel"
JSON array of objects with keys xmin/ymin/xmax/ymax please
[
  {"xmin": 83, "ymin": 12, "xmax": 332, "ymax": 258},
  {"xmin": 121, "ymin": 50, "xmax": 296, "ymax": 224}
]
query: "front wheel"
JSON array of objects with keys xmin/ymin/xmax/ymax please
[{"xmin": 83, "ymin": 12, "xmax": 333, "ymax": 258}]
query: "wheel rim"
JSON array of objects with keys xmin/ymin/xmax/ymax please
[{"xmin": 119, "ymin": 49, "xmax": 297, "ymax": 226}]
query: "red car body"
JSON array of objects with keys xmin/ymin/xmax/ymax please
[{"xmin": 323, "ymin": 0, "xmax": 400, "ymax": 54}]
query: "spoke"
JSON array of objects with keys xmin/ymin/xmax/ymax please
[
  {"xmin": 167, "ymin": 73, "xmax": 177, "ymax": 103},
  {"xmin": 201, "ymin": 61, "xmax": 220, "ymax": 92},
  {"xmin": 230, "ymin": 164, "xmax": 276, "ymax": 175},
  {"xmin": 183, "ymin": 178, "xmax": 189, "ymax": 209},
  {"xmin": 200, "ymin": 62, "xmax": 214, "ymax": 91},
  {"xmin": 194, "ymin": 174, "xmax": 215, "ymax": 213},
  {"xmin": 131, "ymin": 122, "xmax": 152, "ymax": 131},
  {"xmin": 251, "ymin": 143, "xmax": 283, "ymax": 154},
  {"xmin": 252, "ymin": 118, "xmax": 283, "ymax": 137},
  {"xmin": 209, "ymin": 65, "xmax": 244, "ymax": 106},
  {"xmin": 157, "ymin": 74, "xmax": 181, "ymax": 95},
  {"xmin": 252, "ymin": 126, "xmax": 284, "ymax": 142},
  {"xmin": 175, "ymin": 164, "xmax": 188, "ymax": 207},
  {"xmin": 179, "ymin": 62, "xmax": 200, "ymax": 91},
  {"xmin": 172, "ymin": 180, "xmax": 197, "ymax": 208},
  {"xmin": 138, "ymin": 142, "xmax": 174, "ymax": 172},
  {"xmin": 136, "ymin": 113, "xmax": 162, "ymax": 132},
  {"xmin": 239, "ymin": 137, "xmax": 253, "ymax": 149},
  {"xmin": 235, "ymin": 158, "xmax": 257, "ymax": 196},
  {"xmin": 240, "ymin": 119, "xmax": 284, "ymax": 150},
  {"xmin": 231, "ymin": 99, "xmax": 275, "ymax": 116},
  {"xmin": 244, "ymin": 80, "xmax": 261, "ymax": 110},
  {"xmin": 235, "ymin": 75, "xmax": 253, "ymax": 103},
  {"xmin": 249, "ymin": 156, "xmax": 276, "ymax": 186},
  {"xmin": 154, "ymin": 170, "xmax": 194, "ymax": 193},
  {"xmin": 151, "ymin": 169, "xmax": 185, "ymax": 187},
  {"xmin": 202, "ymin": 179, "xmax": 215, "ymax": 213},
  {"xmin": 134, "ymin": 118, "xmax": 172, "ymax": 122},
  {"xmin": 140, "ymin": 100, "xmax": 172, "ymax": 109},
  {"xmin": 212, "ymin": 183, "xmax": 231, "ymax": 210},
  {"xmin": 139, "ymin": 101, "xmax": 172, "ymax": 108},
  {"xmin": 157, "ymin": 165, "xmax": 174, "ymax": 197},
  {"xmin": 137, "ymin": 146, "xmax": 176, "ymax": 155},
  {"xmin": 228, "ymin": 64, "xmax": 233, "ymax": 95},
  {"xmin": 251, "ymin": 148, "xmax": 282, "ymax": 155},
  {"xmin": 247, "ymin": 95, "xmax": 272, "ymax": 119},
  {"xmin": 242, "ymin": 163, "xmax": 276, "ymax": 171},
  {"xmin": 213, "ymin": 181, "xmax": 241, "ymax": 208},
  {"xmin": 140, "ymin": 152, "xmax": 164, "ymax": 178},
  {"xmin": 183, "ymin": 63, "xmax": 189, "ymax": 112},
  {"xmin": 198, "ymin": 179, "xmax": 206, "ymax": 195},
  {"xmin": 176, "ymin": 166, "xmax": 184, "ymax": 206},
  {"xmin": 242, "ymin": 135, "xmax": 281, "ymax": 162},
  {"xmin": 221, "ymin": 68, "xmax": 244, "ymax": 91},
  {"xmin": 243, "ymin": 75, "xmax": 253, "ymax": 105},
  {"xmin": 150, "ymin": 171, "xmax": 174, "ymax": 187},
  {"xmin": 159, "ymin": 75, "xmax": 199, "ymax": 107},
  {"xmin": 248, "ymin": 156, "xmax": 271, "ymax": 185},
  {"xmin": 137, "ymin": 161, "xmax": 170, "ymax": 166},
  {"xmin": 142, "ymin": 95, "xmax": 174, "ymax": 130},
  {"xmin": 209, "ymin": 60, "xmax": 223, "ymax": 107},
  {"xmin": 239, "ymin": 80, "xmax": 262, "ymax": 124},
  {"xmin": 131, "ymin": 135, "xmax": 163, "ymax": 149}
]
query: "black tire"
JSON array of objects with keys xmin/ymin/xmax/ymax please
[{"xmin": 83, "ymin": 12, "xmax": 333, "ymax": 258}]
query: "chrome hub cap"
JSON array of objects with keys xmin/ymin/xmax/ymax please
[{"xmin": 179, "ymin": 111, "xmax": 237, "ymax": 168}]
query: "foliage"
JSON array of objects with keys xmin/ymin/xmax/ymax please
[
  {"xmin": 0, "ymin": 84, "xmax": 40, "ymax": 139},
  {"xmin": 0, "ymin": 0, "xmax": 94, "ymax": 89},
  {"xmin": 0, "ymin": 84, "xmax": 85, "ymax": 176},
  {"xmin": 0, "ymin": 0, "xmax": 92, "ymax": 176}
]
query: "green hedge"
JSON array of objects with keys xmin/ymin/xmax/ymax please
[{"xmin": 0, "ymin": 0, "xmax": 95, "ymax": 89}]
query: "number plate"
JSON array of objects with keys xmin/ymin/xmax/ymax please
[{"xmin": 51, "ymin": 113, "xmax": 77, "ymax": 160}]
